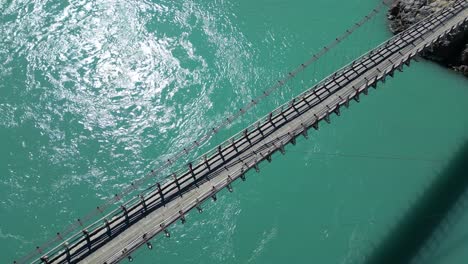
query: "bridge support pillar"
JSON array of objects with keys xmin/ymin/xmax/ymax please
[
  {"xmin": 164, "ymin": 230, "xmax": 170, "ymax": 238},
  {"xmin": 227, "ymin": 183, "xmax": 233, "ymax": 193},
  {"xmin": 314, "ymin": 114, "xmax": 321, "ymax": 128},
  {"xmin": 179, "ymin": 211, "xmax": 186, "ymax": 224},
  {"xmin": 82, "ymin": 229, "xmax": 91, "ymax": 250},
  {"xmin": 291, "ymin": 98, "xmax": 300, "ymax": 114},
  {"xmin": 243, "ymin": 130, "xmax": 252, "ymax": 146},
  {"xmin": 290, "ymin": 134, "xmax": 297, "ymax": 145},
  {"xmin": 231, "ymin": 139, "xmax": 239, "ymax": 154},
  {"xmin": 240, "ymin": 167, "xmax": 246, "ymax": 181},
  {"xmin": 280, "ymin": 109, "xmax": 288, "ymax": 122},
  {"xmin": 373, "ymin": 76, "xmax": 378, "ymax": 87},
  {"xmin": 218, "ymin": 145, "xmax": 226, "ymax": 161},
  {"xmin": 324, "ymin": 113, "xmax": 331, "ymax": 124},
  {"xmin": 157, "ymin": 183, "xmax": 165, "ymax": 206},
  {"xmin": 301, "ymin": 123, "xmax": 309, "ymax": 138},
  {"xmin": 302, "ymin": 97, "xmax": 311, "ymax": 108},
  {"xmin": 188, "ymin": 163, "xmax": 199, "ymax": 188},
  {"xmin": 268, "ymin": 112, "xmax": 276, "ymax": 128},
  {"xmin": 344, "ymin": 98, "xmax": 350, "ymax": 108},
  {"xmin": 211, "ymin": 186, "xmax": 218, "ymax": 201},
  {"xmin": 203, "ymin": 155, "xmax": 211, "ymax": 170},
  {"xmin": 104, "ymin": 219, "xmax": 112, "ymax": 237},
  {"xmin": 64, "ymin": 243, "xmax": 71, "ymax": 263},
  {"xmin": 257, "ymin": 122, "xmax": 265, "ymax": 138},
  {"xmin": 354, "ymin": 93, "xmax": 360, "ymax": 102},
  {"xmin": 121, "ymin": 205, "xmax": 130, "ymax": 226},
  {"xmin": 334, "ymin": 107, "xmax": 341, "ymax": 116},
  {"xmin": 312, "ymin": 122, "xmax": 319, "ymax": 130},
  {"xmin": 253, "ymin": 163, "xmax": 260, "ymax": 173},
  {"xmin": 146, "ymin": 241, "xmax": 153, "ymax": 250},
  {"xmin": 279, "ymin": 143, "xmax": 286, "ymax": 155},
  {"xmin": 140, "ymin": 195, "xmax": 148, "ymax": 212},
  {"xmin": 240, "ymin": 173, "xmax": 246, "ymax": 181},
  {"xmin": 173, "ymin": 174, "xmax": 183, "ymax": 197}
]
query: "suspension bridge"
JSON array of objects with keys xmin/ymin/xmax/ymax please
[{"xmin": 16, "ymin": 1, "xmax": 468, "ymax": 263}]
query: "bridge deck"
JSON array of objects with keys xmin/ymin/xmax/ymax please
[{"xmin": 38, "ymin": 1, "xmax": 468, "ymax": 263}]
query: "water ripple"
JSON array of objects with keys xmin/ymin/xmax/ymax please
[{"xmin": 1, "ymin": 0, "xmax": 255, "ymax": 259}]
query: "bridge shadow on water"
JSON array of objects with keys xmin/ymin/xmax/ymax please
[{"xmin": 364, "ymin": 139, "xmax": 468, "ymax": 264}]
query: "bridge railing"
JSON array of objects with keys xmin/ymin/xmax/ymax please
[{"xmin": 25, "ymin": 0, "xmax": 468, "ymax": 263}]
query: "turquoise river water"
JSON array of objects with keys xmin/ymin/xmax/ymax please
[{"xmin": 1, "ymin": 0, "xmax": 468, "ymax": 263}]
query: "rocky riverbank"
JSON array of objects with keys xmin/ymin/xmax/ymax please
[{"xmin": 387, "ymin": 0, "xmax": 468, "ymax": 76}]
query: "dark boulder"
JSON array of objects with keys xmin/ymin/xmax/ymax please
[{"xmin": 387, "ymin": 0, "xmax": 468, "ymax": 77}]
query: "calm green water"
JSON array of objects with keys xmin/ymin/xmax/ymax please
[{"xmin": 1, "ymin": 0, "xmax": 468, "ymax": 263}]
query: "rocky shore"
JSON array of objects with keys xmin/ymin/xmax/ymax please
[{"xmin": 387, "ymin": 0, "xmax": 468, "ymax": 76}]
